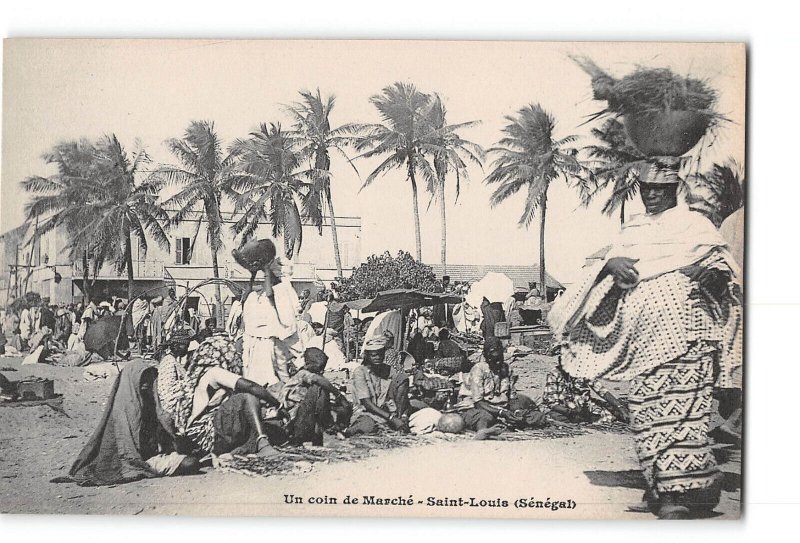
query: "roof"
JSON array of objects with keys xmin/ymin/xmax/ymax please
[
  {"xmin": 427, "ymin": 263, "xmax": 563, "ymax": 290},
  {"xmin": 585, "ymin": 246, "xmax": 611, "ymax": 260}
]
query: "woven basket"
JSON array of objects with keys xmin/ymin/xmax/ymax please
[
  {"xmin": 625, "ymin": 110, "xmax": 710, "ymax": 157},
  {"xmin": 427, "ymin": 356, "xmax": 466, "ymax": 376}
]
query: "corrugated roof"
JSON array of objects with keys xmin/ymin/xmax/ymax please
[{"xmin": 427, "ymin": 263, "xmax": 563, "ymax": 290}]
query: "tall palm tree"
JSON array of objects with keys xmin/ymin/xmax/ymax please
[
  {"xmin": 352, "ymin": 82, "xmax": 440, "ymax": 262},
  {"xmin": 285, "ymin": 89, "xmax": 360, "ymax": 278},
  {"xmin": 155, "ymin": 121, "xmax": 243, "ymax": 322},
  {"xmin": 23, "ymin": 136, "xmax": 170, "ymax": 301},
  {"xmin": 22, "ymin": 139, "xmax": 102, "ymax": 301},
  {"xmin": 485, "ymin": 104, "xmax": 588, "ymax": 296},
  {"xmin": 581, "ymin": 117, "xmax": 647, "ymax": 224},
  {"xmin": 425, "ymin": 95, "xmax": 485, "ymax": 275},
  {"xmin": 231, "ymin": 123, "xmax": 310, "ymax": 258}
]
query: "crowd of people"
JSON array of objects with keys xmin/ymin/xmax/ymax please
[
  {"xmin": 4, "ymin": 178, "xmax": 744, "ymax": 520},
  {"xmin": 0, "ymin": 294, "xmax": 127, "ymax": 364},
  {"xmin": 62, "ymin": 250, "xmax": 626, "ymax": 488}
]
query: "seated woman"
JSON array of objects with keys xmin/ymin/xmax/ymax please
[
  {"xmin": 455, "ymin": 337, "xmax": 546, "ymax": 439},
  {"xmin": 156, "ymin": 330, "xmax": 287, "ymax": 457},
  {"xmin": 346, "ymin": 335, "xmax": 412, "ymax": 436},
  {"xmin": 280, "ymin": 347, "xmax": 352, "ymax": 446}
]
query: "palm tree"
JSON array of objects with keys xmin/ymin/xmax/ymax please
[
  {"xmin": 79, "ymin": 136, "xmax": 170, "ymax": 300},
  {"xmin": 485, "ymin": 104, "xmax": 588, "ymax": 296},
  {"xmin": 581, "ymin": 117, "xmax": 647, "ymax": 224},
  {"xmin": 425, "ymin": 95, "xmax": 485, "ymax": 275},
  {"xmin": 22, "ymin": 139, "xmax": 101, "ymax": 301},
  {"xmin": 685, "ymin": 158, "xmax": 744, "ymax": 227},
  {"xmin": 285, "ymin": 89, "xmax": 360, "ymax": 278},
  {"xmin": 155, "ymin": 121, "xmax": 243, "ymax": 322},
  {"xmin": 352, "ymin": 82, "xmax": 440, "ymax": 262},
  {"xmin": 23, "ymin": 136, "xmax": 170, "ymax": 301},
  {"xmin": 231, "ymin": 123, "xmax": 310, "ymax": 258}
]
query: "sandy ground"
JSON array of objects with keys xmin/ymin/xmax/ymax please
[{"xmin": 0, "ymin": 352, "xmax": 741, "ymax": 519}]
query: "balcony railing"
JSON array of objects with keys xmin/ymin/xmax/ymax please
[{"xmin": 72, "ymin": 260, "xmax": 319, "ymax": 282}]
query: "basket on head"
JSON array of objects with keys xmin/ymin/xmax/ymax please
[
  {"xmin": 625, "ymin": 110, "xmax": 710, "ymax": 157},
  {"xmin": 232, "ymin": 238, "xmax": 277, "ymax": 273}
]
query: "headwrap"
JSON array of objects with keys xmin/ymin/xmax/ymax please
[
  {"xmin": 364, "ymin": 334, "xmax": 392, "ymax": 352},
  {"xmin": 166, "ymin": 327, "xmax": 193, "ymax": 349}
]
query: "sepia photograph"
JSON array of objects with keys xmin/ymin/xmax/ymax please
[{"xmin": 0, "ymin": 39, "xmax": 744, "ymax": 520}]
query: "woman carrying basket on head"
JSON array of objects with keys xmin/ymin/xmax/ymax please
[{"xmin": 234, "ymin": 239, "xmax": 303, "ymax": 391}]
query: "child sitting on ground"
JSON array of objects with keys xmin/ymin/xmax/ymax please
[{"xmin": 280, "ymin": 347, "xmax": 352, "ymax": 446}]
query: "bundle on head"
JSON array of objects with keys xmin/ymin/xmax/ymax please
[
  {"xmin": 232, "ymin": 238, "xmax": 277, "ymax": 273},
  {"xmin": 572, "ymin": 56, "xmax": 723, "ymax": 157}
]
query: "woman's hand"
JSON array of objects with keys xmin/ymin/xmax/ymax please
[{"xmin": 603, "ymin": 257, "xmax": 640, "ymax": 287}]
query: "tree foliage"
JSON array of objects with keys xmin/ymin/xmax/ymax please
[
  {"xmin": 231, "ymin": 122, "xmax": 310, "ymax": 258},
  {"xmin": 685, "ymin": 159, "xmax": 744, "ymax": 227},
  {"xmin": 22, "ymin": 135, "xmax": 170, "ymax": 298},
  {"xmin": 337, "ymin": 250, "xmax": 439, "ymax": 301}
]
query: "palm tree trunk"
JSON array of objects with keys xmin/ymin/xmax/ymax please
[
  {"xmin": 439, "ymin": 177, "xmax": 447, "ymax": 275},
  {"xmin": 408, "ymin": 163, "xmax": 423, "ymax": 262},
  {"xmin": 539, "ymin": 192, "xmax": 547, "ymax": 301},
  {"xmin": 620, "ymin": 199, "xmax": 625, "ymax": 226},
  {"xmin": 326, "ymin": 188, "xmax": 344, "ymax": 278},
  {"xmin": 211, "ymin": 249, "xmax": 223, "ymax": 327},
  {"xmin": 82, "ymin": 247, "xmax": 90, "ymax": 304},
  {"xmin": 125, "ymin": 232, "xmax": 135, "ymax": 301}
]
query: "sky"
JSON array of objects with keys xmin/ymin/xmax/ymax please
[{"xmin": 0, "ymin": 40, "xmax": 745, "ymax": 284}]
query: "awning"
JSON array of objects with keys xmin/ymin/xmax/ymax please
[{"xmin": 361, "ymin": 289, "xmax": 464, "ymax": 313}]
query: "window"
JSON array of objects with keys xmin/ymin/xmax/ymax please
[{"xmin": 175, "ymin": 237, "xmax": 191, "ymax": 265}]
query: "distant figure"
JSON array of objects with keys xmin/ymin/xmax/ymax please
[
  {"xmin": 226, "ymin": 295, "xmax": 243, "ymax": 337},
  {"xmin": 435, "ymin": 328, "xmax": 464, "ymax": 359},
  {"xmin": 149, "ymin": 297, "xmax": 166, "ymax": 350},
  {"xmin": 479, "ymin": 297, "xmax": 506, "ymax": 341}
]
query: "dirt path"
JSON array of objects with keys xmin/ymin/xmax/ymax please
[{"xmin": 0, "ymin": 355, "xmax": 741, "ymax": 519}]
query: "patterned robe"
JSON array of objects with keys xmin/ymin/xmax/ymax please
[{"xmin": 550, "ymin": 206, "xmax": 742, "ymax": 498}]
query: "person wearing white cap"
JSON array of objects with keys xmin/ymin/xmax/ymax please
[{"xmin": 345, "ymin": 334, "xmax": 411, "ymax": 436}]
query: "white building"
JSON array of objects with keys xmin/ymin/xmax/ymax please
[{"xmin": 0, "ymin": 211, "xmax": 361, "ymax": 314}]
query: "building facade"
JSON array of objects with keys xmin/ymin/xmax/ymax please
[{"xmin": 0, "ymin": 211, "xmax": 361, "ymax": 314}]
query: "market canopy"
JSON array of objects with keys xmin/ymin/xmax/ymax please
[
  {"xmin": 330, "ymin": 298, "xmax": 373, "ymax": 313},
  {"xmin": 361, "ymin": 289, "xmax": 464, "ymax": 313}
]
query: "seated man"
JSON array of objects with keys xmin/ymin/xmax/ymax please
[
  {"xmin": 156, "ymin": 331, "xmax": 287, "ymax": 457},
  {"xmin": 346, "ymin": 335, "xmax": 412, "ymax": 436},
  {"xmin": 456, "ymin": 337, "xmax": 546, "ymax": 439},
  {"xmin": 280, "ymin": 347, "xmax": 352, "ymax": 446}
]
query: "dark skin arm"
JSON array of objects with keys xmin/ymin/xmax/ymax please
[
  {"xmin": 601, "ymin": 257, "xmax": 640, "ymax": 287},
  {"xmin": 233, "ymin": 377, "xmax": 281, "ymax": 407},
  {"xmin": 307, "ymin": 373, "xmax": 351, "ymax": 405},
  {"xmin": 360, "ymin": 386, "xmax": 410, "ymax": 433},
  {"xmin": 474, "ymin": 400, "xmax": 525, "ymax": 424}
]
